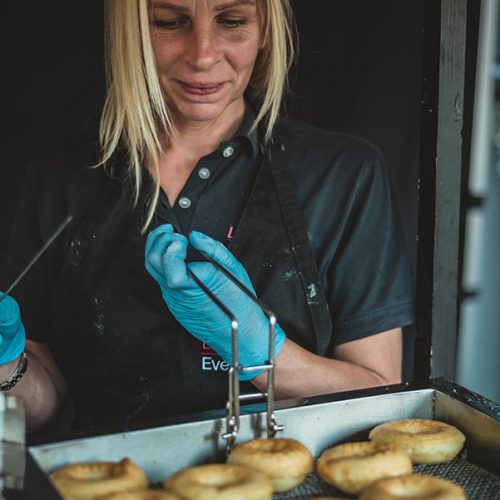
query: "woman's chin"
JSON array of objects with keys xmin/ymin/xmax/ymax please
[{"xmin": 171, "ymin": 99, "xmax": 243, "ymax": 127}]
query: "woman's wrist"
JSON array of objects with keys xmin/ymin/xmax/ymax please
[
  {"xmin": 0, "ymin": 352, "xmax": 28, "ymax": 391},
  {"xmin": 0, "ymin": 356, "xmax": 19, "ymax": 376}
]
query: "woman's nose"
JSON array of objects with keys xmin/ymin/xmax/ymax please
[{"xmin": 185, "ymin": 25, "xmax": 221, "ymax": 70}]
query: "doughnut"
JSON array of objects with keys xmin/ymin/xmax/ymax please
[
  {"xmin": 49, "ymin": 457, "xmax": 148, "ymax": 499},
  {"xmin": 369, "ymin": 419, "xmax": 465, "ymax": 464},
  {"xmin": 99, "ymin": 490, "xmax": 181, "ymax": 500},
  {"xmin": 164, "ymin": 463, "xmax": 273, "ymax": 500},
  {"xmin": 359, "ymin": 473, "xmax": 466, "ymax": 499},
  {"xmin": 316, "ymin": 441, "xmax": 412, "ymax": 495},
  {"xmin": 227, "ymin": 437, "xmax": 314, "ymax": 492}
]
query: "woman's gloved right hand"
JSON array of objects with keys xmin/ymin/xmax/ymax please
[
  {"xmin": 145, "ymin": 226, "xmax": 286, "ymax": 380},
  {"xmin": 0, "ymin": 294, "xmax": 26, "ymax": 365}
]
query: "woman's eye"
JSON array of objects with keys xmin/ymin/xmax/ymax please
[
  {"xmin": 217, "ymin": 17, "xmax": 248, "ymax": 28},
  {"xmin": 152, "ymin": 17, "xmax": 189, "ymax": 30}
]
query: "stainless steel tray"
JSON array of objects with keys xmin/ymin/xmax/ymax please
[{"xmin": 25, "ymin": 380, "xmax": 500, "ymax": 499}]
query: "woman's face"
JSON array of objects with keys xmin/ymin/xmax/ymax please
[{"xmin": 149, "ymin": 0, "xmax": 263, "ymax": 128}]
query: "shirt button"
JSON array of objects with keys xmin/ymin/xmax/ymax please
[
  {"xmin": 178, "ymin": 197, "xmax": 192, "ymax": 209},
  {"xmin": 198, "ymin": 167, "xmax": 211, "ymax": 180},
  {"xmin": 223, "ymin": 146, "xmax": 234, "ymax": 158}
]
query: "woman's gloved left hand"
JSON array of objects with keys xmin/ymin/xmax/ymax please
[
  {"xmin": 0, "ymin": 294, "xmax": 26, "ymax": 365},
  {"xmin": 145, "ymin": 224, "xmax": 286, "ymax": 380}
]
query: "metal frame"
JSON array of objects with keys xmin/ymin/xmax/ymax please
[{"xmin": 416, "ymin": 0, "xmax": 471, "ymax": 381}]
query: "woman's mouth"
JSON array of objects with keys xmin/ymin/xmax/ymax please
[{"xmin": 178, "ymin": 81, "xmax": 225, "ymax": 96}]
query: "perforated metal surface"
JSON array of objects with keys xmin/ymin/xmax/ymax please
[
  {"xmin": 414, "ymin": 459, "xmax": 500, "ymax": 499},
  {"xmin": 273, "ymin": 458, "xmax": 500, "ymax": 499}
]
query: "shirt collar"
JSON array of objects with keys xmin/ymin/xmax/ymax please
[{"xmin": 217, "ymin": 102, "xmax": 261, "ymax": 158}]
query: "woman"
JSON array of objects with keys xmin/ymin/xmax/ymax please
[{"xmin": 0, "ymin": 0, "xmax": 414, "ymax": 433}]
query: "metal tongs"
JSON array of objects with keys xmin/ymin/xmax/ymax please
[{"xmin": 187, "ymin": 252, "xmax": 284, "ymax": 454}]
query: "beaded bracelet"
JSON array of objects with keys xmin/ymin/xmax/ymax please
[{"xmin": 0, "ymin": 352, "xmax": 28, "ymax": 391}]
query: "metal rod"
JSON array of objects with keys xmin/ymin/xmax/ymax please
[
  {"xmin": 187, "ymin": 269, "xmax": 237, "ymax": 334},
  {"xmin": 266, "ymin": 314, "xmax": 276, "ymax": 436},
  {"xmin": 0, "ymin": 215, "xmax": 73, "ymax": 303},
  {"xmin": 240, "ymin": 364, "xmax": 273, "ymax": 372},
  {"xmin": 187, "ymin": 241, "xmax": 284, "ymax": 444},
  {"xmin": 186, "ymin": 268, "xmax": 240, "ymax": 453},
  {"xmin": 238, "ymin": 392, "xmax": 267, "ymax": 401},
  {"xmin": 202, "ymin": 253, "xmax": 275, "ymax": 317},
  {"xmin": 198, "ymin": 251, "xmax": 284, "ymax": 438}
]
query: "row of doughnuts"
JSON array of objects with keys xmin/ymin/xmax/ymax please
[
  {"xmin": 317, "ymin": 418, "xmax": 466, "ymax": 496},
  {"xmin": 49, "ymin": 418, "xmax": 467, "ymax": 499}
]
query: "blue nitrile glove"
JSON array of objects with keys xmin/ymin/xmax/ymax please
[
  {"xmin": 0, "ymin": 294, "xmax": 26, "ymax": 365},
  {"xmin": 145, "ymin": 224, "xmax": 286, "ymax": 381}
]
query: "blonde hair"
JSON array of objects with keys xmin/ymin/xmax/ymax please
[{"xmin": 100, "ymin": 0, "xmax": 295, "ymax": 230}]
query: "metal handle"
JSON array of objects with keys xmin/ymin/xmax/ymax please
[
  {"xmin": 0, "ymin": 214, "xmax": 73, "ymax": 303},
  {"xmin": 187, "ymin": 249, "xmax": 284, "ymax": 452},
  {"xmin": 186, "ymin": 268, "xmax": 241, "ymax": 453}
]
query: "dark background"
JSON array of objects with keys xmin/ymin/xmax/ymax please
[{"xmin": 0, "ymin": 1, "xmax": 423, "ymax": 376}]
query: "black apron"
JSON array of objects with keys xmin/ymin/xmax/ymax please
[{"xmin": 52, "ymin": 140, "xmax": 333, "ymax": 430}]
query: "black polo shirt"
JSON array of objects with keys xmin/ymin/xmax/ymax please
[{"xmin": 1, "ymin": 115, "xmax": 414, "ymax": 359}]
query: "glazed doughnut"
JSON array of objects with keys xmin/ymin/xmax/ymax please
[
  {"xmin": 316, "ymin": 441, "xmax": 412, "ymax": 495},
  {"xmin": 49, "ymin": 457, "xmax": 148, "ymax": 499},
  {"xmin": 359, "ymin": 473, "xmax": 466, "ymax": 499},
  {"xmin": 164, "ymin": 463, "xmax": 273, "ymax": 500},
  {"xmin": 227, "ymin": 438, "xmax": 314, "ymax": 492},
  {"xmin": 99, "ymin": 490, "xmax": 181, "ymax": 500},
  {"xmin": 369, "ymin": 419, "xmax": 465, "ymax": 464}
]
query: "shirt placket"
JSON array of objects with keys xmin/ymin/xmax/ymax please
[{"xmin": 172, "ymin": 144, "xmax": 239, "ymax": 235}]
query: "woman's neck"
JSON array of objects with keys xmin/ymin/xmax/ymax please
[
  {"xmin": 167, "ymin": 99, "xmax": 246, "ymax": 159},
  {"xmin": 154, "ymin": 98, "xmax": 246, "ymax": 205}
]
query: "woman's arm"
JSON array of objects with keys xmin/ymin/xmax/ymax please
[
  {"xmin": 0, "ymin": 340, "xmax": 68, "ymax": 432},
  {"xmin": 252, "ymin": 328, "xmax": 402, "ymax": 399}
]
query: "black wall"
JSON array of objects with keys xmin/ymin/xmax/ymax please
[{"xmin": 1, "ymin": 1, "xmax": 105, "ymax": 260}]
